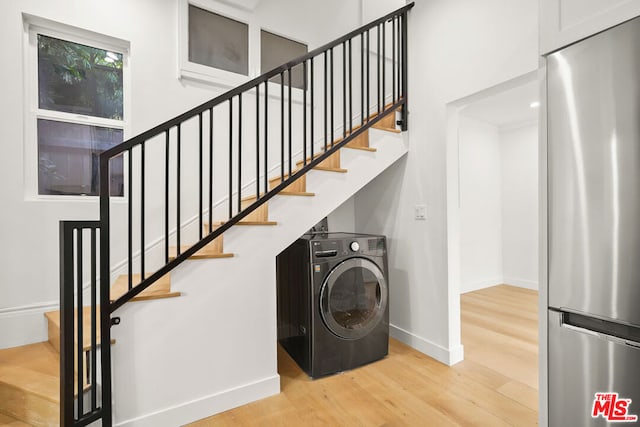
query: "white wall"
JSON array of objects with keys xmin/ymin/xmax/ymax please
[
  {"xmin": 458, "ymin": 116, "xmax": 502, "ymax": 293},
  {"xmin": 501, "ymin": 123, "xmax": 538, "ymax": 289},
  {"xmin": 354, "ymin": 0, "xmax": 538, "ymax": 365},
  {"xmin": 457, "ymin": 117, "xmax": 538, "ymax": 293},
  {"xmin": 327, "ymin": 196, "xmax": 356, "ymax": 231},
  {"xmin": 0, "ymin": 0, "xmax": 364, "ymax": 348}
]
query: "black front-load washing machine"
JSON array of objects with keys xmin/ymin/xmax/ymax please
[{"xmin": 276, "ymin": 232, "xmax": 389, "ymax": 378}]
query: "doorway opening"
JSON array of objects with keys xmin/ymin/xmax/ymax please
[{"xmin": 446, "ymin": 71, "xmax": 540, "ymax": 397}]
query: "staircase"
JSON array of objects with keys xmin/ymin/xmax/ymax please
[{"xmin": 0, "ymin": 4, "xmax": 413, "ymax": 426}]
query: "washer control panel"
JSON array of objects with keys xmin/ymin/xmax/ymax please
[{"xmin": 310, "ymin": 234, "xmax": 386, "ymax": 261}]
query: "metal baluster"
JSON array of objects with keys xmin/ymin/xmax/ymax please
[
  {"xmin": 209, "ymin": 109, "xmax": 213, "ymax": 233},
  {"xmin": 288, "ymin": 69, "xmax": 292, "ymax": 177},
  {"xmin": 256, "ymin": 86, "xmax": 260, "ymax": 199},
  {"xmin": 310, "ymin": 59, "xmax": 315, "ymax": 161},
  {"xmin": 330, "ymin": 47, "xmax": 334, "ymax": 147},
  {"xmin": 229, "ymin": 98, "xmax": 233, "ymax": 219},
  {"xmin": 127, "ymin": 148, "xmax": 132, "ymax": 290},
  {"xmin": 59, "ymin": 223, "xmax": 74, "ymax": 425},
  {"xmin": 164, "ymin": 130, "xmax": 169, "ymax": 263},
  {"xmin": 303, "ymin": 61, "xmax": 308, "ymax": 166},
  {"xmin": 401, "ymin": 12, "xmax": 408, "ymax": 130},
  {"xmin": 238, "ymin": 93, "xmax": 242, "ymax": 213},
  {"xmin": 377, "ymin": 23, "xmax": 381, "ymax": 114},
  {"xmin": 90, "ymin": 228, "xmax": 97, "ymax": 411},
  {"xmin": 177, "ymin": 124, "xmax": 181, "ymax": 253},
  {"xmin": 382, "ymin": 22, "xmax": 386, "ymax": 112},
  {"xmin": 324, "ymin": 52, "xmax": 328, "ymax": 152},
  {"xmin": 343, "ymin": 42, "xmax": 346, "ymax": 139},
  {"xmin": 349, "ymin": 38, "xmax": 353, "ymax": 134},
  {"xmin": 398, "ymin": 14, "xmax": 402, "ymax": 102},
  {"xmin": 140, "ymin": 141, "xmax": 145, "ymax": 280},
  {"xmin": 281, "ymin": 72, "xmax": 285, "ymax": 182},
  {"xmin": 366, "ymin": 29, "xmax": 370, "ymax": 122},
  {"xmin": 392, "ymin": 16, "xmax": 396, "ymax": 103},
  {"xmin": 361, "ymin": 34, "xmax": 365, "ymax": 126},
  {"xmin": 76, "ymin": 229, "xmax": 83, "ymax": 418},
  {"xmin": 198, "ymin": 113, "xmax": 203, "ymax": 240},
  {"xmin": 264, "ymin": 82, "xmax": 268, "ymax": 194}
]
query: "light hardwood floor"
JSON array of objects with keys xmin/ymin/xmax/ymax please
[{"xmin": 190, "ymin": 285, "xmax": 539, "ymax": 426}]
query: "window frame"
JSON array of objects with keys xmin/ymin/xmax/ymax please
[
  {"xmin": 178, "ymin": 0, "xmax": 256, "ymax": 87},
  {"xmin": 23, "ymin": 14, "xmax": 131, "ymax": 201}
]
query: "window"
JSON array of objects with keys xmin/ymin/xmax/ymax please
[
  {"xmin": 188, "ymin": 5, "xmax": 248, "ymax": 75},
  {"xmin": 261, "ymin": 30, "xmax": 308, "ymax": 90},
  {"xmin": 27, "ymin": 25, "xmax": 128, "ymax": 198},
  {"xmin": 179, "ymin": 1, "xmax": 251, "ymax": 85}
]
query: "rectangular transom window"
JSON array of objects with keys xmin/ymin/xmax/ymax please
[
  {"xmin": 261, "ymin": 30, "xmax": 308, "ymax": 89},
  {"xmin": 188, "ymin": 5, "xmax": 249, "ymax": 76},
  {"xmin": 32, "ymin": 31, "xmax": 126, "ymax": 197}
]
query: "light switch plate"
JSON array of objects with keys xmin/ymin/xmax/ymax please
[{"xmin": 415, "ymin": 204, "xmax": 426, "ymax": 220}]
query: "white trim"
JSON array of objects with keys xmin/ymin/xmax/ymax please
[
  {"xmin": 0, "ymin": 301, "xmax": 59, "ymax": 349},
  {"xmin": 460, "ymin": 278, "xmax": 505, "ymax": 294},
  {"xmin": 22, "ymin": 14, "xmax": 130, "ymax": 52},
  {"xmin": 114, "ymin": 375, "xmax": 280, "ymax": 427},
  {"xmin": 502, "ymin": 277, "xmax": 539, "ymax": 291},
  {"xmin": 35, "ymin": 109, "xmax": 125, "ymax": 129},
  {"xmin": 390, "ymin": 323, "xmax": 464, "ymax": 366},
  {"xmin": 0, "ymin": 301, "xmax": 59, "ymax": 317}
]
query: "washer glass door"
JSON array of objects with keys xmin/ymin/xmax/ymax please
[{"xmin": 319, "ymin": 257, "xmax": 387, "ymax": 340}]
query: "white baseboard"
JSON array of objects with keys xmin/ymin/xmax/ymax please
[
  {"xmin": 0, "ymin": 301, "xmax": 58, "ymax": 349},
  {"xmin": 390, "ymin": 323, "xmax": 464, "ymax": 366},
  {"xmin": 115, "ymin": 375, "xmax": 280, "ymax": 427},
  {"xmin": 460, "ymin": 277, "xmax": 504, "ymax": 294},
  {"xmin": 503, "ymin": 277, "xmax": 539, "ymax": 291}
]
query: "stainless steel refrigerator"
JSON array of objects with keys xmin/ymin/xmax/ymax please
[{"xmin": 547, "ymin": 16, "xmax": 640, "ymax": 426}]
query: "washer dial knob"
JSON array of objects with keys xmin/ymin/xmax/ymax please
[{"xmin": 349, "ymin": 241, "xmax": 360, "ymax": 252}]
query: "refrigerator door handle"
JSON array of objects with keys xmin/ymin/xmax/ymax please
[{"xmin": 560, "ymin": 310, "xmax": 640, "ymax": 349}]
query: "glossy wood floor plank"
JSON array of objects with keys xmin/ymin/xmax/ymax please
[{"xmin": 190, "ymin": 285, "xmax": 539, "ymax": 426}]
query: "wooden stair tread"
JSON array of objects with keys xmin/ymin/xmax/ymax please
[
  {"xmin": 169, "ymin": 245, "xmax": 234, "ymax": 261},
  {"xmin": 44, "ymin": 308, "xmax": 115, "ymax": 352},
  {"xmin": 111, "ymin": 273, "xmax": 180, "ymax": 302}
]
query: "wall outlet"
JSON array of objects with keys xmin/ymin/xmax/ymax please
[{"xmin": 415, "ymin": 204, "xmax": 426, "ymax": 220}]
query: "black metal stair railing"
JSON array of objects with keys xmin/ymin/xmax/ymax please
[{"xmin": 58, "ymin": 3, "xmax": 413, "ymax": 426}]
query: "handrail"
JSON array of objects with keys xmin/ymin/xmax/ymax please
[{"xmin": 62, "ymin": 3, "xmax": 413, "ymax": 425}]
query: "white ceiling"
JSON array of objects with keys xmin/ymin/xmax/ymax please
[{"xmin": 460, "ymin": 80, "xmax": 539, "ymax": 128}]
